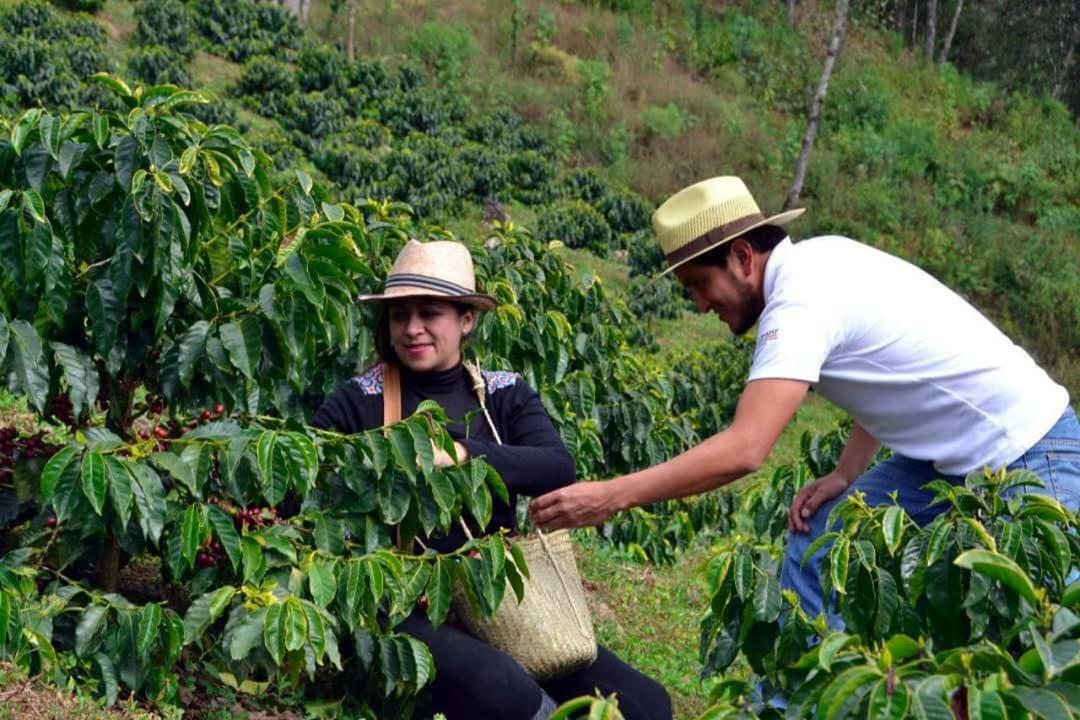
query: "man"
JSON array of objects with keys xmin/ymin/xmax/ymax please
[{"xmin": 529, "ymin": 175, "xmax": 1079, "ymax": 622}]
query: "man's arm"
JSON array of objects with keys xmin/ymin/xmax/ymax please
[{"xmin": 530, "ymin": 378, "xmax": 809, "ymax": 529}]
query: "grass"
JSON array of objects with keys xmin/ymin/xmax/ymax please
[{"xmin": 576, "ymin": 538, "xmax": 717, "ymax": 719}]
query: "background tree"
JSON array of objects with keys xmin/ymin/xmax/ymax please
[{"xmin": 784, "ymin": 0, "xmax": 850, "ymax": 210}]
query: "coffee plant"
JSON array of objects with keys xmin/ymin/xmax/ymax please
[
  {"xmin": 699, "ymin": 463, "xmax": 1080, "ymax": 718},
  {"xmin": 0, "ymin": 71, "xmax": 752, "ymax": 712}
]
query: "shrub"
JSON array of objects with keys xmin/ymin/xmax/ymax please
[
  {"xmin": 127, "ymin": 45, "xmax": 193, "ymax": 87},
  {"xmin": 564, "ymin": 168, "xmax": 611, "ymax": 205},
  {"xmin": 282, "ymin": 91, "xmax": 348, "ymax": 139},
  {"xmin": 191, "ymin": 0, "xmax": 305, "ymax": 62},
  {"xmin": 638, "ymin": 102, "xmax": 695, "ymax": 143},
  {"xmin": 407, "ymin": 21, "xmax": 476, "ymax": 85},
  {"xmin": 627, "ymin": 231, "xmax": 665, "ymax": 276},
  {"xmin": 135, "ymin": 0, "xmax": 195, "ymax": 61},
  {"xmin": 537, "ymin": 200, "xmax": 613, "ymax": 255},
  {"xmin": 51, "ymin": 0, "xmax": 106, "ymax": 11},
  {"xmin": 626, "ymin": 275, "xmax": 684, "ymax": 321},
  {"xmin": 507, "ymin": 149, "xmax": 557, "ymax": 205},
  {"xmin": 0, "ymin": 1, "xmax": 111, "ymax": 112},
  {"xmin": 823, "ymin": 67, "xmax": 895, "ymax": 133},
  {"xmin": 297, "ymin": 44, "xmax": 348, "ymax": 93},
  {"xmin": 234, "ymin": 55, "xmax": 297, "ymax": 116},
  {"xmin": 595, "ymin": 187, "xmax": 652, "ymax": 235}
]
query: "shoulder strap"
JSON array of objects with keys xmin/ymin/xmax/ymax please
[
  {"xmin": 382, "ymin": 362, "xmax": 402, "ymax": 426},
  {"xmin": 463, "ymin": 361, "xmax": 503, "ymax": 445},
  {"xmin": 381, "ymin": 362, "xmax": 412, "ymax": 551}
]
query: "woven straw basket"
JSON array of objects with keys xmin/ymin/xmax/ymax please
[{"xmin": 451, "ymin": 529, "xmax": 597, "ymax": 680}]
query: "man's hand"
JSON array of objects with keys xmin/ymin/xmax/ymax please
[
  {"xmin": 789, "ymin": 471, "xmax": 851, "ymax": 533},
  {"xmin": 529, "ymin": 481, "xmax": 618, "ymax": 530}
]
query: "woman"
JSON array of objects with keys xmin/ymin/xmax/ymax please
[{"xmin": 311, "ymin": 240, "xmax": 672, "ymax": 720}]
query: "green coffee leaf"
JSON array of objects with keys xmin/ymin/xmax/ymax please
[
  {"xmin": 136, "ymin": 603, "xmax": 161, "ymax": 662},
  {"xmin": 9, "ymin": 320, "xmax": 49, "ymax": 412},
  {"xmin": 308, "ymin": 560, "xmax": 337, "ymax": 608},
  {"xmin": 955, "ymin": 549, "xmax": 1039, "ymax": 605},
  {"xmin": 39, "ymin": 445, "xmax": 80, "ymax": 502},
  {"xmin": 208, "ymin": 505, "xmax": 242, "ymax": 572},
  {"xmin": 283, "ymin": 596, "xmax": 308, "ymax": 652},
  {"xmin": 104, "ymin": 456, "xmax": 134, "ymax": 528},
  {"xmin": 75, "ymin": 604, "xmax": 108, "ymax": 657},
  {"xmin": 183, "ymin": 587, "xmax": 236, "ymax": 644},
  {"xmin": 180, "ymin": 504, "xmax": 206, "ymax": 571},
  {"xmin": 80, "ymin": 451, "xmax": 107, "ymax": 515}
]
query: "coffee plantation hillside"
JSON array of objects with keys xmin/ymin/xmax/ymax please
[{"xmin": 313, "ymin": 0, "xmax": 1080, "ymax": 393}]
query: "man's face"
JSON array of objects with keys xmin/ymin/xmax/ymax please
[{"xmin": 674, "ymin": 245, "xmax": 763, "ymax": 335}]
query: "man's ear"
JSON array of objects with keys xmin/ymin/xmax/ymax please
[{"xmin": 729, "ymin": 237, "xmax": 755, "ymax": 277}]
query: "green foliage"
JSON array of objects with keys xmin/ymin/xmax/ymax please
[
  {"xmin": 407, "ymin": 22, "xmax": 476, "ymax": 86},
  {"xmin": 0, "ymin": 0, "xmax": 111, "ymax": 113},
  {"xmin": 126, "ymin": 45, "xmax": 193, "ymax": 87},
  {"xmin": 296, "ymin": 45, "xmax": 348, "ymax": 94},
  {"xmin": 51, "ymin": 0, "xmax": 106, "ymax": 11},
  {"xmin": 537, "ymin": 200, "xmax": 613, "ymax": 256},
  {"xmin": 190, "ymin": 0, "xmax": 305, "ymax": 63},
  {"xmin": 639, "ymin": 102, "xmax": 696, "ymax": 143},
  {"xmin": 0, "ymin": 81, "xmax": 749, "ymax": 711},
  {"xmin": 134, "ymin": 0, "xmax": 195, "ymax": 61},
  {"xmin": 699, "ymin": 462, "xmax": 1080, "ymax": 718}
]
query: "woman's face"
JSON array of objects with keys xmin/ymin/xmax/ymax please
[{"xmin": 388, "ymin": 298, "xmax": 476, "ymax": 372}]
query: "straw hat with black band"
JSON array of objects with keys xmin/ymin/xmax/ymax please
[
  {"xmin": 357, "ymin": 239, "xmax": 497, "ymax": 310},
  {"xmin": 652, "ymin": 176, "xmax": 805, "ymax": 277}
]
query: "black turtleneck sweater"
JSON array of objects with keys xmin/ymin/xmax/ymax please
[{"xmin": 310, "ymin": 362, "xmax": 576, "ymax": 550}]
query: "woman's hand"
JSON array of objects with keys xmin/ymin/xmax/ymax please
[
  {"xmin": 788, "ymin": 471, "xmax": 851, "ymax": 533},
  {"xmin": 433, "ymin": 440, "xmax": 468, "ymax": 468}
]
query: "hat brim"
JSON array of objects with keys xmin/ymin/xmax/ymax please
[
  {"xmin": 655, "ymin": 208, "xmax": 806, "ymax": 279},
  {"xmin": 356, "ymin": 285, "xmax": 498, "ymax": 311}
]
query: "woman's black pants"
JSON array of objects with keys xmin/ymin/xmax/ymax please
[{"xmin": 398, "ymin": 611, "xmax": 674, "ymax": 720}]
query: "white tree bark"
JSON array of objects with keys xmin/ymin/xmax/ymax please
[
  {"xmin": 938, "ymin": 0, "xmax": 963, "ymax": 64},
  {"xmin": 787, "ymin": 0, "xmax": 797, "ymax": 27},
  {"xmin": 347, "ymin": 1, "xmax": 357, "ymax": 62},
  {"xmin": 1052, "ymin": 36, "xmax": 1076, "ymax": 99},
  {"xmin": 925, "ymin": 0, "xmax": 938, "ymax": 58},
  {"xmin": 784, "ymin": 0, "xmax": 850, "ymax": 210}
]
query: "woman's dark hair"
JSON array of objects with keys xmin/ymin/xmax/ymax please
[
  {"xmin": 689, "ymin": 224, "xmax": 790, "ymax": 268},
  {"xmin": 373, "ymin": 300, "xmax": 474, "ymax": 365}
]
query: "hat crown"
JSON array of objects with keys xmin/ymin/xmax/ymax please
[
  {"xmin": 652, "ymin": 176, "xmax": 763, "ymax": 257},
  {"xmin": 388, "ymin": 240, "xmax": 477, "ymax": 292}
]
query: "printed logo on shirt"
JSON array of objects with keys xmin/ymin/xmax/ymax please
[
  {"xmin": 758, "ymin": 328, "xmax": 779, "ymax": 344},
  {"xmin": 753, "ymin": 328, "xmax": 779, "ymax": 362}
]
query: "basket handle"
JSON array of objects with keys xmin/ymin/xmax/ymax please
[{"xmin": 464, "ymin": 362, "xmax": 591, "ymax": 637}]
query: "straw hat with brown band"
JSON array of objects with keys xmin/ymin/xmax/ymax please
[
  {"xmin": 651, "ymin": 176, "xmax": 806, "ymax": 277},
  {"xmin": 357, "ymin": 239, "xmax": 498, "ymax": 310}
]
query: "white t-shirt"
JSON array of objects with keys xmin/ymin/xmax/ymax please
[{"xmin": 747, "ymin": 236, "xmax": 1069, "ymax": 475}]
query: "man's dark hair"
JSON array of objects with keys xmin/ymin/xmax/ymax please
[{"xmin": 689, "ymin": 224, "xmax": 789, "ymax": 267}]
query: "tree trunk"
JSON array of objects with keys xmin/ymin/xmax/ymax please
[
  {"xmin": 938, "ymin": 0, "xmax": 963, "ymax": 64},
  {"xmin": 787, "ymin": 0, "xmax": 797, "ymax": 27},
  {"xmin": 784, "ymin": 0, "xmax": 850, "ymax": 210},
  {"xmin": 924, "ymin": 0, "xmax": 938, "ymax": 58},
  {"xmin": 346, "ymin": 1, "xmax": 356, "ymax": 63},
  {"xmin": 911, "ymin": 0, "xmax": 919, "ymax": 48},
  {"xmin": 895, "ymin": 0, "xmax": 907, "ymax": 37},
  {"xmin": 1052, "ymin": 36, "xmax": 1076, "ymax": 99},
  {"xmin": 99, "ymin": 537, "xmax": 120, "ymax": 592}
]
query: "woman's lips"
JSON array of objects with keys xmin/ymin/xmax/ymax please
[{"xmin": 404, "ymin": 344, "xmax": 432, "ymax": 356}]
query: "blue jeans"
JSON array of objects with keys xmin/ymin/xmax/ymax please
[{"xmin": 781, "ymin": 407, "xmax": 1080, "ymax": 625}]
